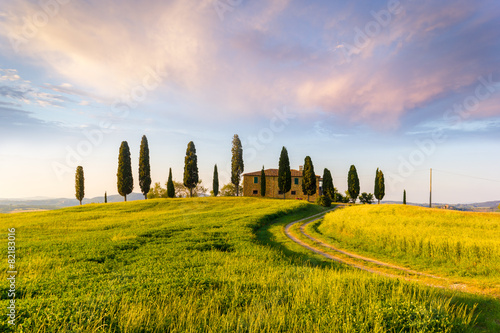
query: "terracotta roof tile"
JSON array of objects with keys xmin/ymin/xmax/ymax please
[{"xmin": 243, "ymin": 169, "xmax": 320, "ymax": 178}]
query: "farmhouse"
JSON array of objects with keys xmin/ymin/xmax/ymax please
[{"xmin": 242, "ymin": 167, "xmax": 321, "ymax": 201}]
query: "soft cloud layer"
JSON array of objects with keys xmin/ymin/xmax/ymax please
[{"xmin": 0, "ymin": 0, "xmax": 498, "ymax": 127}]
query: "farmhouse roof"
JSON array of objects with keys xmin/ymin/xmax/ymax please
[{"xmin": 243, "ymin": 169, "xmax": 320, "ymax": 178}]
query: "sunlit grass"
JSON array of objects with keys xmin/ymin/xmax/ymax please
[
  {"xmin": 0, "ymin": 198, "xmax": 497, "ymax": 332},
  {"xmin": 318, "ymin": 205, "xmax": 500, "ymax": 283}
]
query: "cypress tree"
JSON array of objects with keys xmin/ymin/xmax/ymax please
[
  {"xmin": 117, "ymin": 141, "xmax": 134, "ymax": 201},
  {"xmin": 213, "ymin": 164, "xmax": 219, "ymax": 197},
  {"xmin": 374, "ymin": 168, "xmax": 385, "ymax": 204},
  {"xmin": 322, "ymin": 168, "xmax": 334, "ymax": 201},
  {"xmin": 231, "ymin": 134, "xmax": 244, "ymax": 196},
  {"xmin": 104, "ymin": 191, "xmax": 107, "ymax": 203},
  {"xmin": 403, "ymin": 190, "xmax": 407, "ymax": 205},
  {"xmin": 302, "ymin": 156, "xmax": 316, "ymax": 201},
  {"xmin": 139, "ymin": 135, "xmax": 151, "ymax": 199},
  {"xmin": 183, "ymin": 141, "xmax": 198, "ymax": 197},
  {"xmin": 347, "ymin": 165, "xmax": 360, "ymax": 203},
  {"xmin": 260, "ymin": 166, "xmax": 266, "ymax": 197},
  {"xmin": 167, "ymin": 168, "xmax": 175, "ymax": 198},
  {"xmin": 278, "ymin": 147, "xmax": 291, "ymax": 199},
  {"xmin": 75, "ymin": 166, "xmax": 84, "ymax": 205}
]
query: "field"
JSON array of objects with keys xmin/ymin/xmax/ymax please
[
  {"xmin": 313, "ymin": 205, "xmax": 500, "ymax": 291},
  {"xmin": 0, "ymin": 198, "xmax": 499, "ymax": 332}
]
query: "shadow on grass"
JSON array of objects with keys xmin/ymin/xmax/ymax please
[
  {"xmin": 253, "ymin": 205, "xmax": 500, "ymax": 332},
  {"xmin": 252, "ymin": 205, "xmax": 349, "ymax": 271}
]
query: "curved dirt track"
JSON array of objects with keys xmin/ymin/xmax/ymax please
[
  {"xmin": 284, "ymin": 207, "xmax": 500, "ymax": 298},
  {"xmin": 283, "ymin": 206, "xmax": 464, "ymax": 290}
]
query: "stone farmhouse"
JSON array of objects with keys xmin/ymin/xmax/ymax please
[{"xmin": 242, "ymin": 167, "xmax": 321, "ymax": 201}]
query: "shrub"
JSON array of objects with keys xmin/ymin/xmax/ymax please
[{"xmin": 316, "ymin": 195, "xmax": 331, "ymax": 207}]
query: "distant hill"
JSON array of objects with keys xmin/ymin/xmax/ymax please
[{"xmin": 0, "ymin": 193, "xmax": 145, "ymax": 213}]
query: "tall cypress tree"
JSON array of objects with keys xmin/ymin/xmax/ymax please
[
  {"xmin": 183, "ymin": 141, "xmax": 198, "ymax": 197},
  {"xmin": 347, "ymin": 165, "xmax": 360, "ymax": 203},
  {"xmin": 104, "ymin": 191, "xmax": 107, "ymax": 203},
  {"xmin": 75, "ymin": 166, "xmax": 84, "ymax": 205},
  {"xmin": 213, "ymin": 164, "xmax": 219, "ymax": 197},
  {"xmin": 117, "ymin": 141, "xmax": 134, "ymax": 201},
  {"xmin": 278, "ymin": 147, "xmax": 291, "ymax": 199},
  {"xmin": 167, "ymin": 168, "xmax": 175, "ymax": 198},
  {"xmin": 139, "ymin": 135, "xmax": 151, "ymax": 199},
  {"xmin": 302, "ymin": 156, "xmax": 316, "ymax": 201},
  {"xmin": 260, "ymin": 166, "xmax": 266, "ymax": 197},
  {"xmin": 231, "ymin": 134, "xmax": 244, "ymax": 196},
  {"xmin": 374, "ymin": 168, "xmax": 385, "ymax": 204},
  {"xmin": 322, "ymin": 168, "xmax": 334, "ymax": 201},
  {"xmin": 403, "ymin": 190, "xmax": 407, "ymax": 205}
]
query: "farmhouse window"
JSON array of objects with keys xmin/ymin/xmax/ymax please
[{"xmin": 254, "ymin": 177, "xmax": 258, "ymax": 184}]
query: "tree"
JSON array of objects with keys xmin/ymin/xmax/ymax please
[
  {"xmin": 220, "ymin": 183, "xmax": 237, "ymax": 196},
  {"xmin": 403, "ymin": 190, "xmax": 407, "ymax": 205},
  {"xmin": 302, "ymin": 156, "xmax": 317, "ymax": 201},
  {"xmin": 260, "ymin": 166, "xmax": 266, "ymax": 197},
  {"xmin": 359, "ymin": 192, "xmax": 374, "ymax": 204},
  {"xmin": 174, "ymin": 180, "xmax": 207, "ymax": 198},
  {"xmin": 347, "ymin": 165, "xmax": 360, "ymax": 203},
  {"xmin": 183, "ymin": 141, "xmax": 199, "ymax": 197},
  {"xmin": 148, "ymin": 182, "xmax": 167, "ymax": 199},
  {"xmin": 75, "ymin": 166, "xmax": 84, "ymax": 205},
  {"xmin": 322, "ymin": 168, "xmax": 335, "ymax": 201},
  {"xmin": 374, "ymin": 168, "xmax": 385, "ymax": 204},
  {"xmin": 213, "ymin": 164, "xmax": 219, "ymax": 197},
  {"xmin": 167, "ymin": 168, "xmax": 175, "ymax": 198},
  {"xmin": 139, "ymin": 135, "xmax": 151, "ymax": 199},
  {"xmin": 104, "ymin": 192, "xmax": 107, "ymax": 203},
  {"xmin": 231, "ymin": 134, "xmax": 244, "ymax": 197},
  {"xmin": 117, "ymin": 141, "xmax": 134, "ymax": 201},
  {"xmin": 316, "ymin": 195, "xmax": 331, "ymax": 207},
  {"xmin": 344, "ymin": 190, "xmax": 351, "ymax": 203},
  {"xmin": 278, "ymin": 147, "xmax": 291, "ymax": 199}
]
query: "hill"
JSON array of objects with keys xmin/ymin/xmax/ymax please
[
  {"xmin": 0, "ymin": 198, "xmax": 497, "ymax": 332},
  {"xmin": 0, "ymin": 193, "xmax": 145, "ymax": 213}
]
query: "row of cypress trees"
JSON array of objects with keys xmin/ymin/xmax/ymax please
[
  {"xmin": 75, "ymin": 134, "xmax": 246, "ymax": 202},
  {"xmin": 75, "ymin": 136, "xmax": 385, "ymax": 204},
  {"xmin": 275, "ymin": 147, "xmax": 385, "ymax": 203},
  {"xmin": 275, "ymin": 147, "xmax": 320, "ymax": 201}
]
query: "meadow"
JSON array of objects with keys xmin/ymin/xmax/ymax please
[
  {"xmin": 314, "ymin": 205, "xmax": 500, "ymax": 287},
  {"xmin": 0, "ymin": 198, "xmax": 498, "ymax": 332}
]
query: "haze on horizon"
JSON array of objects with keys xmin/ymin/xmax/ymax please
[{"xmin": 0, "ymin": 0, "xmax": 499, "ymax": 204}]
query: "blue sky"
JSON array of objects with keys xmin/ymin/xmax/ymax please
[{"xmin": 0, "ymin": 0, "xmax": 499, "ymax": 203}]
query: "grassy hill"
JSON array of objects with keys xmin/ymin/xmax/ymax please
[
  {"xmin": 0, "ymin": 198, "xmax": 498, "ymax": 332},
  {"xmin": 0, "ymin": 193, "xmax": 145, "ymax": 213}
]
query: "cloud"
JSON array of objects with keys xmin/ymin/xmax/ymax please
[
  {"xmin": 0, "ymin": 69, "xmax": 21, "ymax": 81},
  {"xmin": 296, "ymin": 0, "xmax": 500, "ymax": 127},
  {"xmin": 0, "ymin": 106, "xmax": 64, "ymax": 134},
  {"xmin": 0, "ymin": 0, "xmax": 498, "ymax": 128},
  {"xmin": 0, "ymin": 69, "xmax": 70, "ymax": 107}
]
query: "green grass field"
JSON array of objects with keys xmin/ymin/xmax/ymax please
[
  {"xmin": 315, "ymin": 205, "xmax": 500, "ymax": 289},
  {"xmin": 1, "ymin": 198, "xmax": 498, "ymax": 332}
]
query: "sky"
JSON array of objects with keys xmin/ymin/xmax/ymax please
[{"xmin": 0, "ymin": 0, "xmax": 499, "ymax": 204}]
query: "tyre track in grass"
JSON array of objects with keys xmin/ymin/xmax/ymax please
[
  {"xmin": 299, "ymin": 217, "xmax": 444, "ymax": 280},
  {"xmin": 284, "ymin": 206, "xmax": 454, "ymax": 289}
]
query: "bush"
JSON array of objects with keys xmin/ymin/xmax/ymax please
[
  {"xmin": 359, "ymin": 192, "xmax": 374, "ymax": 204},
  {"xmin": 316, "ymin": 195, "xmax": 331, "ymax": 207}
]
